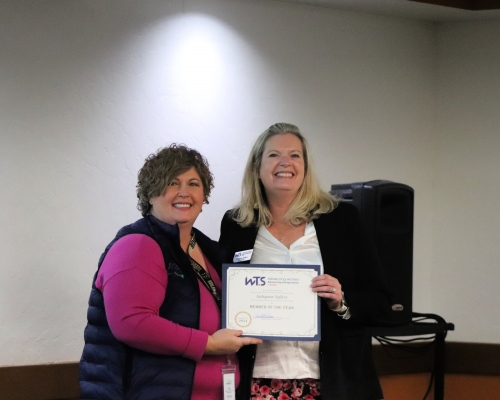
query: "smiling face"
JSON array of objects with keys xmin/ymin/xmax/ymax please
[
  {"xmin": 149, "ymin": 167, "xmax": 204, "ymax": 229},
  {"xmin": 259, "ymin": 133, "xmax": 305, "ymax": 200}
]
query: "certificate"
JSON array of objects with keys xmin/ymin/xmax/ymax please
[{"xmin": 222, "ymin": 264, "xmax": 321, "ymax": 341}]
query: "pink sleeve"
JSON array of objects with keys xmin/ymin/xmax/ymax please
[{"xmin": 95, "ymin": 234, "xmax": 208, "ymax": 361}]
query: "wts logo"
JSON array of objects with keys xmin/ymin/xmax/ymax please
[{"xmin": 245, "ymin": 276, "xmax": 266, "ymax": 286}]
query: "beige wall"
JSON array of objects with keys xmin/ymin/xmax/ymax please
[{"xmin": 433, "ymin": 20, "xmax": 500, "ymax": 343}]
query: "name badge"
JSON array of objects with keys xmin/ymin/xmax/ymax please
[
  {"xmin": 222, "ymin": 362, "xmax": 236, "ymax": 400},
  {"xmin": 233, "ymin": 249, "xmax": 253, "ymax": 263}
]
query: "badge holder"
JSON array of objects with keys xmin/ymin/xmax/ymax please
[{"xmin": 222, "ymin": 356, "xmax": 236, "ymax": 400}]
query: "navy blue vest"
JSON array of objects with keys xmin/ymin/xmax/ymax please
[{"xmin": 79, "ymin": 216, "xmax": 222, "ymax": 400}]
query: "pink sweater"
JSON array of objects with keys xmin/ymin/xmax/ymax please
[{"xmin": 96, "ymin": 233, "xmax": 239, "ymax": 399}]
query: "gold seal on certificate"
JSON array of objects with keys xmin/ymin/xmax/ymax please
[
  {"xmin": 222, "ymin": 264, "xmax": 321, "ymax": 341},
  {"xmin": 234, "ymin": 311, "xmax": 252, "ymax": 328}
]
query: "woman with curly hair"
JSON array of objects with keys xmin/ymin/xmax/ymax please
[{"xmin": 80, "ymin": 144, "xmax": 261, "ymax": 400}]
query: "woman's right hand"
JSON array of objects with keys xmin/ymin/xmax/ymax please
[{"xmin": 204, "ymin": 329, "xmax": 263, "ymax": 355}]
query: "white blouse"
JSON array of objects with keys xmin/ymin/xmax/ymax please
[{"xmin": 250, "ymin": 222, "xmax": 324, "ymax": 379}]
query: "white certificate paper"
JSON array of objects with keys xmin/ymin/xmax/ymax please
[{"xmin": 222, "ymin": 264, "xmax": 321, "ymax": 341}]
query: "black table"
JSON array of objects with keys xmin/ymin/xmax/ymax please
[{"xmin": 369, "ymin": 319, "xmax": 455, "ymax": 400}]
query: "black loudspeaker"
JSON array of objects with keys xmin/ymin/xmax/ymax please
[{"xmin": 330, "ymin": 180, "xmax": 414, "ymax": 325}]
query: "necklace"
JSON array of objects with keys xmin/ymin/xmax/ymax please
[
  {"xmin": 271, "ymin": 222, "xmax": 303, "ymax": 243},
  {"xmin": 274, "ymin": 226, "xmax": 287, "ymax": 242}
]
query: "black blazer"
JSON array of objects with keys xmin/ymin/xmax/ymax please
[{"xmin": 219, "ymin": 202, "xmax": 392, "ymax": 400}]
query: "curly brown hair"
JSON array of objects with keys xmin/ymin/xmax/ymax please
[{"xmin": 136, "ymin": 144, "xmax": 214, "ymax": 217}]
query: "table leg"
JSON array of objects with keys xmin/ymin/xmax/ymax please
[{"xmin": 434, "ymin": 330, "xmax": 446, "ymax": 400}]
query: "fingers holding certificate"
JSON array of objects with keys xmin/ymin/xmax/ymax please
[{"xmin": 222, "ymin": 264, "xmax": 321, "ymax": 341}]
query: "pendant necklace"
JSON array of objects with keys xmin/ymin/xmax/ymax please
[
  {"xmin": 272, "ymin": 221, "xmax": 305, "ymax": 243},
  {"xmin": 276, "ymin": 229, "xmax": 286, "ymax": 243},
  {"xmin": 272, "ymin": 223, "xmax": 291, "ymax": 243}
]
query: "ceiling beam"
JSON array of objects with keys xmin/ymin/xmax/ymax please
[{"xmin": 408, "ymin": 0, "xmax": 500, "ymax": 10}]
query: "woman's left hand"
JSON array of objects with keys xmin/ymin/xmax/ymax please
[{"xmin": 310, "ymin": 274, "xmax": 343, "ymax": 311}]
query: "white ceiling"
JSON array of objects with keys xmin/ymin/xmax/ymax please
[{"xmin": 260, "ymin": 0, "xmax": 500, "ymax": 21}]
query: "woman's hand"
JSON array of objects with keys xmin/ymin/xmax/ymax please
[
  {"xmin": 310, "ymin": 274, "xmax": 343, "ymax": 311},
  {"xmin": 204, "ymin": 329, "xmax": 263, "ymax": 355}
]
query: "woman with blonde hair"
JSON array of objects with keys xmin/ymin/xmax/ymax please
[{"xmin": 220, "ymin": 123, "xmax": 391, "ymax": 400}]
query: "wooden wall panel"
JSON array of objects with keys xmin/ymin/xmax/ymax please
[{"xmin": 0, "ymin": 342, "xmax": 498, "ymax": 399}]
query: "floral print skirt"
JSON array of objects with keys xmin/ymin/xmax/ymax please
[{"xmin": 250, "ymin": 377, "xmax": 321, "ymax": 400}]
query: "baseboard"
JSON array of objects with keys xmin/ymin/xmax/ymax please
[
  {"xmin": 373, "ymin": 341, "xmax": 500, "ymax": 376},
  {"xmin": 0, "ymin": 362, "xmax": 79, "ymax": 400},
  {"xmin": 446, "ymin": 342, "xmax": 500, "ymax": 375},
  {"xmin": 380, "ymin": 373, "xmax": 500, "ymax": 400},
  {"xmin": 0, "ymin": 342, "xmax": 499, "ymax": 400}
]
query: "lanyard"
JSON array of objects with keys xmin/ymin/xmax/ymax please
[{"xmin": 188, "ymin": 232, "xmax": 221, "ymax": 308}]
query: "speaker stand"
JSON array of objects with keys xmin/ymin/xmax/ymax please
[{"xmin": 369, "ymin": 314, "xmax": 455, "ymax": 400}]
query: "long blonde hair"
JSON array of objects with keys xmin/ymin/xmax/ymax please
[{"xmin": 232, "ymin": 123, "xmax": 337, "ymax": 227}]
